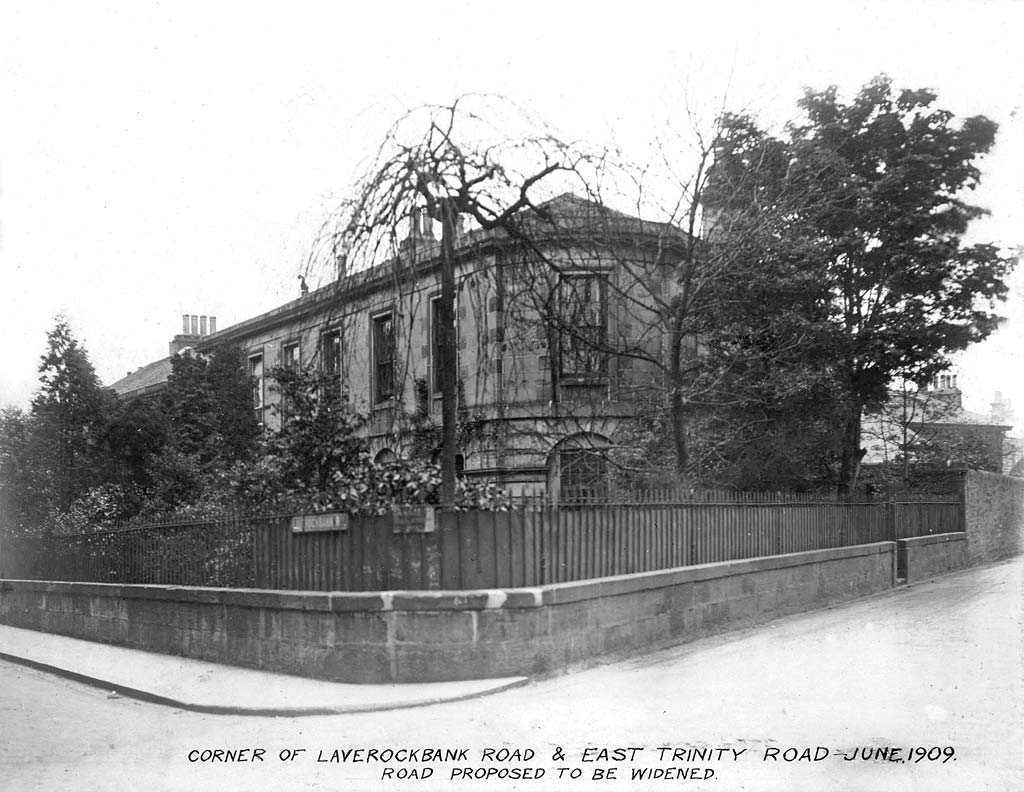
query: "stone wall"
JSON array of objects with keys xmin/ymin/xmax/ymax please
[
  {"xmin": 896, "ymin": 533, "xmax": 967, "ymax": 582},
  {"xmin": 963, "ymin": 470, "xmax": 1024, "ymax": 564},
  {"xmin": 0, "ymin": 542, "xmax": 894, "ymax": 683}
]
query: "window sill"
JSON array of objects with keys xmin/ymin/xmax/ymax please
[{"xmin": 560, "ymin": 375, "xmax": 610, "ymax": 385}]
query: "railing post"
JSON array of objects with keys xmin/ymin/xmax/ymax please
[{"xmin": 958, "ymin": 470, "xmax": 968, "ymax": 534}]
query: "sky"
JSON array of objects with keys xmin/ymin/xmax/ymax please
[{"xmin": 1, "ymin": 0, "xmax": 1022, "ymax": 425}]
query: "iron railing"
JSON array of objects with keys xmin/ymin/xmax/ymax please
[{"xmin": 0, "ymin": 495, "xmax": 963, "ymax": 591}]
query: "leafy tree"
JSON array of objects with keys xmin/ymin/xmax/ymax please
[
  {"xmin": 101, "ymin": 397, "xmax": 167, "ymax": 493},
  {"xmin": 3, "ymin": 320, "xmax": 173, "ymax": 531},
  {"xmin": 30, "ymin": 317, "xmax": 115, "ymax": 511},
  {"xmin": 162, "ymin": 345, "xmax": 259, "ymax": 471},
  {"xmin": 263, "ymin": 366, "xmax": 368, "ymax": 494},
  {"xmin": 784, "ymin": 76, "xmax": 1013, "ymax": 492},
  {"xmin": 117, "ymin": 343, "xmax": 261, "ymax": 513},
  {"xmin": 0, "ymin": 408, "xmax": 49, "ymax": 532},
  {"xmin": 163, "ymin": 350, "xmax": 216, "ymax": 462},
  {"xmin": 205, "ymin": 344, "xmax": 260, "ymax": 464},
  {"xmin": 227, "ymin": 366, "xmax": 509, "ymax": 513},
  {"xmin": 691, "ymin": 363, "xmax": 846, "ymax": 491},
  {"xmin": 682, "ymin": 115, "xmax": 844, "ymax": 487}
]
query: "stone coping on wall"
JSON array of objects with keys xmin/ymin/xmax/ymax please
[
  {"xmin": 897, "ymin": 532, "xmax": 966, "ymax": 548},
  {"xmin": 0, "ymin": 541, "xmax": 894, "ymax": 612}
]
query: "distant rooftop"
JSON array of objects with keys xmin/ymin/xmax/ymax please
[{"xmin": 109, "ymin": 357, "xmax": 172, "ymax": 399}]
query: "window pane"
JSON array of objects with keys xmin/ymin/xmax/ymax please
[
  {"xmin": 432, "ymin": 297, "xmax": 443, "ymax": 395},
  {"xmin": 283, "ymin": 342, "xmax": 300, "ymax": 370},
  {"xmin": 559, "ymin": 274, "xmax": 608, "ymax": 377},
  {"xmin": 248, "ymin": 355, "xmax": 264, "ymax": 409},
  {"xmin": 374, "ymin": 314, "xmax": 395, "ymax": 402},
  {"xmin": 560, "ymin": 449, "xmax": 608, "ymax": 504},
  {"xmin": 322, "ymin": 330, "xmax": 341, "ymax": 376},
  {"xmin": 320, "ymin": 329, "xmax": 342, "ymax": 401}
]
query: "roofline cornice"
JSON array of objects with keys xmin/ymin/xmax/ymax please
[{"xmin": 198, "ymin": 218, "xmax": 686, "ymax": 350}]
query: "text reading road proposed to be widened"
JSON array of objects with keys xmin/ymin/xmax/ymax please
[{"xmin": 186, "ymin": 744, "xmax": 958, "ymax": 782}]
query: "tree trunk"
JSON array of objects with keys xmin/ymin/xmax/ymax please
[
  {"xmin": 837, "ymin": 404, "xmax": 864, "ymax": 496},
  {"xmin": 438, "ymin": 198, "xmax": 458, "ymax": 508},
  {"xmin": 670, "ymin": 388, "xmax": 689, "ymax": 477},
  {"xmin": 667, "ymin": 335, "xmax": 689, "ymax": 480},
  {"xmin": 901, "ymin": 391, "xmax": 910, "ymax": 487}
]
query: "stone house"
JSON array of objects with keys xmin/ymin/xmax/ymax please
[
  {"xmin": 861, "ymin": 374, "xmax": 1016, "ymax": 476},
  {"xmin": 111, "ymin": 194, "xmax": 682, "ymax": 501}
]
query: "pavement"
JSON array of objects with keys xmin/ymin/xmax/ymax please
[{"xmin": 0, "ymin": 624, "xmax": 527, "ymax": 716}]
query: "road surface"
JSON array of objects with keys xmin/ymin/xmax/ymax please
[{"xmin": 1, "ymin": 558, "xmax": 1021, "ymax": 791}]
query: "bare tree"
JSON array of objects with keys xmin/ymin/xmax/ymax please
[{"xmin": 309, "ymin": 96, "xmax": 596, "ymax": 505}]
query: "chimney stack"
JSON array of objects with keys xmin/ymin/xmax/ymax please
[
  {"xmin": 169, "ymin": 312, "xmax": 217, "ymax": 355},
  {"xmin": 399, "ymin": 207, "xmax": 436, "ymax": 257}
]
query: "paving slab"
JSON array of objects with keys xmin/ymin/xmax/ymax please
[{"xmin": 0, "ymin": 624, "xmax": 527, "ymax": 716}]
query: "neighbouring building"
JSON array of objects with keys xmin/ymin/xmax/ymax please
[
  {"xmin": 861, "ymin": 373, "xmax": 1018, "ymax": 478},
  {"xmin": 110, "ymin": 313, "xmax": 219, "ymax": 401},
  {"xmin": 109, "ymin": 194, "xmax": 684, "ymax": 501}
]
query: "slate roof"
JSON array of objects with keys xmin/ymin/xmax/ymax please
[
  {"xmin": 917, "ymin": 405, "xmax": 1007, "ymax": 428},
  {"xmin": 108, "ymin": 357, "xmax": 173, "ymax": 398}
]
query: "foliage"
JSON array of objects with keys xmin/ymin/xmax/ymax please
[
  {"xmin": 323, "ymin": 458, "xmax": 510, "ymax": 515},
  {"xmin": 690, "ymin": 370, "xmax": 846, "ymax": 491},
  {"xmin": 101, "ymin": 397, "xmax": 167, "ymax": 492},
  {"xmin": 264, "ymin": 366, "xmax": 369, "ymax": 492},
  {"xmin": 1, "ymin": 319, "xmax": 131, "ymax": 532},
  {"xmin": 784, "ymin": 76, "xmax": 1014, "ymax": 491},
  {"xmin": 404, "ymin": 377, "xmax": 488, "ymax": 465},
  {"xmin": 163, "ymin": 345, "xmax": 258, "ymax": 468},
  {"xmin": 29, "ymin": 317, "xmax": 116, "ymax": 510},
  {"xmin": 225, "ymin": 366, "xmax": 510, "ymax": 514},
  {"xmin": 687, "ymin": 124, "xmax": 845, "ymax": 488},
  {"xmin": 44, "ymin": 483, "xmax": 146, "ymax": 534},
  {"xmin": 125, "ymin": 344, "xmax": 263, "ymax": 514},
  {"xmin": 0, "ymin": 408, "xmax": 49, "ymax": 532},
  {"xmin": 2, "ymin": 327, "xmax": 261, "ymax": 533},
  {"xmin": 614, "ymin": 78, "xmax": 1013, "ymax": 492}
]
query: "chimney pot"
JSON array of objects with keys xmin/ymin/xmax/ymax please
[
  {"xmin": 200, "ymin": 316, "xmax": 208, "ymax": 336},
  {"xmin": 210, "ymin": 316, "xmax": 217, "ymax": 334},
  {"xmin": 190, "ymin": 315, "xmax": 199, "ymax": 335},
  {"xmin": 182, "ymin": 314, "xmax": 190, "ymax": 334}
]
